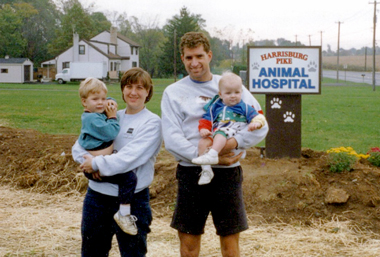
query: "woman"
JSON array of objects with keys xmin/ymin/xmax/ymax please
[{"xmin": 72, "ymin": 67, "xmax": 162, "ymax": 256}]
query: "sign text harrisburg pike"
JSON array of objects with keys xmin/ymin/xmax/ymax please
[{"xmin": 248, "ymin": 47, "xmax": 321, "ymax": 94}]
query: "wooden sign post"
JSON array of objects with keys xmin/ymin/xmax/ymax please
[{"xmin": 247, "ymin": 46, "xmax": 321, "ymax": 159}]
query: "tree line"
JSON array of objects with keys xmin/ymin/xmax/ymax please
[{"xmin": 1, "ymin": 0, "xmax": 379, "ymax": 78}]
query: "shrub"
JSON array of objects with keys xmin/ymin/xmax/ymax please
[
  {"xmin": 367, "ymin": 148, "xmax": 380, "ymax": 167},
  {"xmin": 327, "ymin": 152, "xmax": 357, "ymax": 173},
  {"xmin": 326, "ymin": 146, "xmax": 369, "ymax": 159},
  {"xmin": 368, "ymin": 152, "xmax": 380, "ymax": 167}
]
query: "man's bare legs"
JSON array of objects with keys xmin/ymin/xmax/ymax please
[
  {"xmin": 178, "ymin": 231, "xmax": 240, "ymax": 257},
  {"xmin": 220, "ymin": 233, "xmax": 240, "ymax": 257},
  {"xmin": 179, "ymin": 232, "xmax": 201, "ymax": 257}
]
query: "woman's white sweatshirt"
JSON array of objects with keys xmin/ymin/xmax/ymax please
[
  {"xmin": 161, "ymin": 75, "xmax": 268, "ymax": 167},
  {"xmin": 72, "ymin": 108, "xmax": 162, "ymax": 197}
]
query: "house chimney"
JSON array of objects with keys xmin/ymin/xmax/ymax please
[
  {"xmin": 73, "ymin": 32, "xmax": 79, "ymax": 62},
  {"xmin": 110, "ymin": 26, "xmax": 118, "ymax": 45}
]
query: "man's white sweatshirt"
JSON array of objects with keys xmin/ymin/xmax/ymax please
[{"xmin": 161, "ymin": 75, "xmax": 268, "ymax": 167}]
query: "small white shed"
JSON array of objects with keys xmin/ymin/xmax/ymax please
[{"xmin": 0, "ymin": 57, "xmax": 34, "ymax": 83}]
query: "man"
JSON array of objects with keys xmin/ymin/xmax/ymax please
[{"xmin": 161, "ymin": 32, "xmax": 268, "ymax": 257}]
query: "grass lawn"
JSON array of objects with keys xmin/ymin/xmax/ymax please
[{"xmin": 0, "ymin": 77, "xmax": 378, "ymax": 154}]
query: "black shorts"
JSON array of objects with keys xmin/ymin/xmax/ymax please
[{"xmin": 170, "ymin": 164, "xmax": 248, "ymax": 236}]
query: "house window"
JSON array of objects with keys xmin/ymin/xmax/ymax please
[
  {"xmin": 110, "ymin": 62, "xmax": 113, "ymax": 71},
  {"xmin": 130, "ymin": 46, "xmax": 134, "ymax": 55},
  {"xmin": 1, "ymin": 69, "xmax": 8, "ymax": 73},
  {"xmin": 63, "ymin": 62, "xmax": 70, "ymax": 69},
  {"xmin": 79, "ymin": 45, "xmax": 85, "ymax": 55},
  {"xmin": 132, "ymin": 62, "xmax": 137, "ymax": 67},
  {"xmin": 135, "ymin": 48, "xmax": 138, "ymax": 55}
]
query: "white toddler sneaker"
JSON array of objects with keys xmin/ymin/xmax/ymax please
[
  {"xmin": 192, "ymin": 152, "xmax": 219, "ymax": 165},
  {"xmin": 114, "ymin": 211, "xmax": 138, "ymax": 235},
  {"xmin": 198, "ymin": 168, "xmax": 214, "ymax": 185}
]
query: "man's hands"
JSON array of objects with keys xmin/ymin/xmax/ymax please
[
  {"xmin": 218, "ymin": 137, "xmax": 242, "ymax": 166},
  {"xmin": 218, "ymin": 151, "xmax": 243, "ymax": 166}
]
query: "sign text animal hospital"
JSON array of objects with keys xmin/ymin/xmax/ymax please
[{"xmin": 248, "ymin": 47, "xmax": 321, "ymax": 94}]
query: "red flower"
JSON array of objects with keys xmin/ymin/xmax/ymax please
[{"xmin": 368, "ymin": 147, "xmax": 380, "ymax": 154}]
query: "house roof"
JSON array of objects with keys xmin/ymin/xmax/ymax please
[
  {"xmin": 0, "ymin": 58, "xmax": 31, "ymax": 64},
  {"xmin": 116, "ymin": 33, "xmax": 141, "ymax": 47},
  {"xmin": 41, "ymin": 59, "xmax": 55, "ymax": 65},
  {"xmin": 99, "ymin": 30, "xmax": 140, "ymax": 47},
  {"xmin": 82, "ymin": 39, "xmax": 128, "ymax": 60},
  {"xmin": 91, "ymin": 30, "xmax": 141, "ymax": 47},
  {"xmin": 54, "ymin": 30, "xmax": 136, "ymax": 62}
]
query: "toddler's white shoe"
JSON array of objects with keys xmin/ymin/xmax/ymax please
[
  {"xmin": 114, "ymin": 212, "xmax": 138, "ymax": 235},
  {"xmin": 198, "ymin": 169, "xmax": 214, "ymax": 185},
  {"xmin": 192, "ymin": 153, "xmax": 219, "ymax": 165}
]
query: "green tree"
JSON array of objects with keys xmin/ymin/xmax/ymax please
[
  {"xmin": 91, "ymin": 12, "xmax": 112, "ymax": 34},
  {"xmin": 209, "ymin": 36, "xmax": 230, "ymax": 68},
  {"xmin": 0, "ymin": 3, "xmax": 37, "ymax": 58},
  {"xmin": 277, "ymin": 38, "xmax": 294, "ymax": 46},
  {"xmin": 21, "ymin": 0, "xmax": 59, "ymax": 65},
  {"xmin": 48, "ymin": 0, "xmax": 96, "ymax": 57},
  {"xmin": 255, "ymin": 39, "xmax": 276, "ymax": 46},
  {"xmin": 115, "ymin": 12, "xmax": 133, "ymax": 38},
  {"xmin": 127, "ymin": 17, "xmax": 166, "ymax": 77},
  {"xmin": 158, "ymin": 6, "xmax": 205, "ymax": 77}
]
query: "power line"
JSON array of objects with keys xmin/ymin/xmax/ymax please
[{"xmin": 343, "ymin": 8, "xmax": 371, "ymax": 23}]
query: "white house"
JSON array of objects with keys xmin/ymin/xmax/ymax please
[
  {"xmin": 0, "ymin": 57, "xmax": 34, "ymax": 83},
  {"xmin": 55, "ymin": 27, "xmax": 140, "ymax": 79}
]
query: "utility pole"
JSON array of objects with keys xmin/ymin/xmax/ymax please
[
  {"xmin": 336, "ymin": 21, "xmax": 343, "ymax": 83},
  {"xmin": 370, "ymin": 1, "xmax": 377, "ymax": 91},
  {"xmin": 319, "ymin": 31, "xmax": 324, "ymax": 77},
  {"xmin": 365, "ymin": 47, "xmax": 367, "ymax": 72},
  {"xmin": 295, "ymin": 35, "xmax": 298, "ymax": 46},
  {"xmin": 308, "ymin": 35, "xmax": 312, "ymax": 46},
  {"xmin": 174, "ymin": 29, "xmax": 177, "ymax": 82},
  {"xmin": 319, "ymin": 31, "xmax": 324, "ymax": 49}
]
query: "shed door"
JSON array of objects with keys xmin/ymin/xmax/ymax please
[{"xmin": 24, "ymin": 65, "xmax": 31, "ymax": 82}]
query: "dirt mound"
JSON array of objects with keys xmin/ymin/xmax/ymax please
[{"xmin": 1, "ymin": 126, "xmax": 380, "ymax": 233}]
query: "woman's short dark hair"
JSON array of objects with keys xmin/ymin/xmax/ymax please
[{"xmin": 120, "ymin": 67, "xmax": 153, "ymax": 103}]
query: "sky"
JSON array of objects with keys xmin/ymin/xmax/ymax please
[{"xmin": 81, "ymin": 0, "xmax": 376, "ymax": 51}]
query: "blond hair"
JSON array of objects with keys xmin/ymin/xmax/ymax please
[
  {"xmin": 79, "ymin": 77, "xmax": 107, "ymax": 99},
  {"xmin": 218, "ymin": 71, "xmax": 242, "ymax": 91}
]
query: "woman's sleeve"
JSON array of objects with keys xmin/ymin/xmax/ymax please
[
  {"xmin": 71, "ymin": 140, "xmax": 90, "ymax": 164},
  {"xmin": 93, "ymin": 117, "xmax": 162, "ymax": 176}
]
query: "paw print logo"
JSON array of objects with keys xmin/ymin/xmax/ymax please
[
  {"xmin": 252, "ymin": 62, "xmax": 260, "ymax": 70},
  {"xmin": 283, "ymin": 111, "xmax": 295, "ymax": 123},
  {"xmin": 308, "ymin": 61, "xmax": 317, "ymax": 72},
  {"xmin": 270, "ymin": 98, "xmax": 282, "ymax": 109}
]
